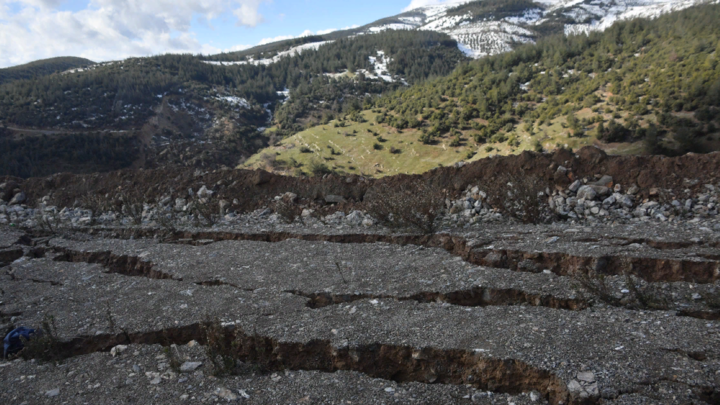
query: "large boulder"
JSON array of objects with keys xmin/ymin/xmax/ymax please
[
  {"xmin": 577, "ymin": 146, "xmax": 607, "ymax": 165},
  {"xmin": 9, "ymin": 192, "xmax": 25, "ymax": 206},
  {"xmin": 250, "ymin": 170, "xmax": 273, "ymax": 186},
  {"xmin": 576, "ymin": 186, "xmax": 597, "ymax": 201},
  {"xmin": 590, "ymin": 175, "xmax": 613, "ymax": 188}
]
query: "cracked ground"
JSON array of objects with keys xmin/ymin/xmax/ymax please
[{"xmin": 1, "ymin": 223, "xmax": 720, "ymax": 404}]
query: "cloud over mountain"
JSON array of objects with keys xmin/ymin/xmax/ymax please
[{"xmin": 0, "ymin": 0, "xmax": 270, "ymax": 67}]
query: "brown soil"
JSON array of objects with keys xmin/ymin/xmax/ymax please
[{"xmin": 4, "ymin": 147, "xmax": 719, "ymax": 211}]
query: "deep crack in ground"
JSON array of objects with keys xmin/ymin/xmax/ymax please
[{"xmin": 2, "ymin": 224, "xmax": 720, "ymax": 404}]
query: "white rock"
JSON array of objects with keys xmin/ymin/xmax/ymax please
[
  {"xmin": 110, "ymin": 345, "xmax": 128, "ymax": 357},
  {"xmin": 198, "ymin": 186, "xmax": 213, "ymax": 198},
  {"xmin": 567, "ymin": 379, "xmax": 583, "ymax": 395},
  {"xmin": 45, "ymin": 388, "xmax": 60, "ymax": 397},
  {"xmin": 577, "ymin": 371, "xmax": 596, "ymax": 383},
  {"xmin": 346, "ymin": 211, "xmax": 364, "ymax": 226},
  {"xmin": 215, "ymin": 387, "xmax": 237, "ymax": 400},
  {"xmin": 180, "ymin": 361, "xmax": 203, "ymax": 372},
  {"xmin": 618, "ymin": 195, "xmax": 634, "ymax": 208},
  {"xmin": 9, "ymin": 192, "xmax": 25, "ymax": 205}
]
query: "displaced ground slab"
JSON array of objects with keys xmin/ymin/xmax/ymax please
[
  {"xmin": 0, "ymin": 343, "xmax": 549, "ymax": 405},
  {"xmin": 1, "ymin": 223, "xmax": 720, "ymax": 404},
  {"xmin": 0, "ymin": 228, "xmax": 26, "ymax": 265}
]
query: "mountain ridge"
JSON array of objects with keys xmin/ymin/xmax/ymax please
[
  {"xmin": 0, "ymin": 56, "xmax": 95, "ymax": 85},
  {"xmin": 210, "ymin": 0, "xmax": 716, "ymax": 63}
]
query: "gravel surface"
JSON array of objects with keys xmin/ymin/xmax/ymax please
[{"xmin": 1, "ymin": 223, "xmax": 719, "ymax": 404}]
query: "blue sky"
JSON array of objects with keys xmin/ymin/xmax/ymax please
[
  {"xmin": 192, "ymin": 1, "xmax": 415, "ymax": 51},
  {"xmin": 0, "ymin": 0, "xmax": 452, "ymax": 67}
]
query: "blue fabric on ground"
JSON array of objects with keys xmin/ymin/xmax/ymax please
[{"xmin": 3, "ymin": 327, "xmax": 36, "ymax": 359}]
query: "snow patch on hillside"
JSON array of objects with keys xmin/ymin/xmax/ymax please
[
  {"xmin": 405, "ymin": 0, "xmax": 716, "ymax": 60},
  {"xmin": 368, "ymin": 23, "xmax": 416, "ymax": 33},
  {"xmin": 205, "ymin": 41, "xmax": 334, "ymax": 66},
  {"xmin": 216, "ymin": 96, "xmax": 249, "ymax": 108},
  {"xmin": 457, "ymin": 42, "xmax": 483, "ymax": 58},
  {"xmin": 398, "ymin": 16, "xmax": 424, "ymax": 25},
  {"xmin": 368, "ymin": 51, "xmax": 394, "ymax": 82},
  {"xmin": 505, "ymin": 8, "xmax": 545, "ymax": 24}
]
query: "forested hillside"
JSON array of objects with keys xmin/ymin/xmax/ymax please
[
  {"xmin": 0, "ymin": 57, "xmax": 94, "ymax": 85},
  {"xmin": 0, "ymin": 31, "xmax": 465, "ymax": 177},
  {"xmin": 245, "ymin": 3, "xmax": 720, "ymax": 177},
  {"xmin": 376, "ymin": 3, "xmax": 720, "ymax": 156},
  {"xmin": 0, "ymin": 132, "xmax": 139, "ymax": 178}
]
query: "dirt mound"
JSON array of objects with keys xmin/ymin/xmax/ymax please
[{"xmin": 6, "ymin": 147, "xmax": 720, "ymax": 211}]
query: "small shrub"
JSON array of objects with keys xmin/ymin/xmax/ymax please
[
  {"xmin": 365, "ymin": 179, "xmax": 445, "ymax": 234},
  {"xmin": 373, "ymin": 143, "xmax": 383, "ymax": 150},
  {"xmin": 163, "ymin": 344, "xmax": 183, "ymax": 373},
  {"xmin": 118, "ymin": 192, "xmax": 144, "ymax": 225},
  {"xmin": 483, "ymin": 174, "xmax": 548, "ymax": 224},
  {"xmin": 274, "ymin": 199, "xmax": 303, "ymax": 224},
  {"xmin": 19, "ymin": 315, "xmax": 62, "ymax": 363},
  {"xmin": 309, "ymin": 160, "xmax": 332, "ymax": 176},
  {"xmin": 34, "ymin": 204, "xmax": 60, "ymax": 234},
  {"xmin": 573, "ymin": 272, "xmax": 623, "ymax": 306},
  {"xmin": 81, "ymin": 194, "xmax": 112, "ymax": 219},
  {"xmin": 300, "ymin": 146, "xmax": 313, "ymax": 153},
  {"xmin": 390, "ymin": 147, "xmax": 402, "ymax": 154},
  {"xmin": 625, "ymin": 274, "xmax": 670, "ymax": 310},
  {"xmin": 192, "ymin": 198, "xmax": 218, "ymax": 226},
  {"xmin": 574, "ymin": 270, "xmax": 671, "ymax": 310},
  {"xmin": 203, "ymin": 318, "xmax": 237, "ymax": 376},
  {"xmin": 419, "ymin": 132, "xmax": 435, "ymax": 144},
  {"xmin": 156, "ymin": 208, "xmax": 177, "ymax": 231},
  {"xmin": 532, "ymin": 140, "xmax": 543, "ymax": 152},
  {"xmin": 260, "ymin": 153, "xmax": 277, "ymax": 168}
]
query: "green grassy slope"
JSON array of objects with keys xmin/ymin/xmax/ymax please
[
  {"xmin": 245, "ymin": 111, "xmax": 479, "ymax": 176},
  {"xmin": 243, "ymin": 106, "xmax": 654, "ymax": 177}
]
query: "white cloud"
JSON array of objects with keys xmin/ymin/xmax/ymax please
[
  {"xmin": 403, "ymin": 0, "xmax": 470, "ymax": 12},
  {"xmin": 0, "ymin": 0, "xmax": 271, "ymax": 67},
  {"xmin": 232, "ymin": 0, "xmax": 265, "ymax": 27}
]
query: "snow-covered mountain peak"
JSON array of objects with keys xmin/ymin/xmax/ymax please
[{"xmin": 362, "ymin": 0, "xmax": 717, "ymax": 60}]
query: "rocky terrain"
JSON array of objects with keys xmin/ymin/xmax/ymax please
[{"xmin": 1, "ymin": 147, "xmax": 720, "ymax": 404}]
